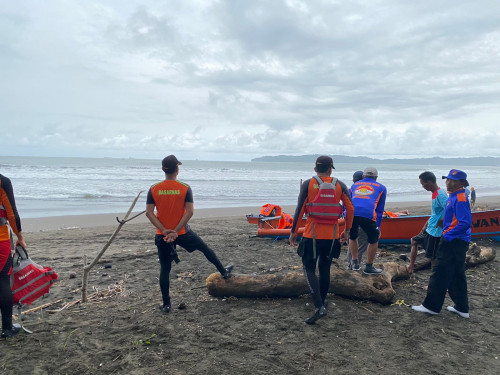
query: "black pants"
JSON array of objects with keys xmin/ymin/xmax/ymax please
[
  {"xmin": 301, "ymin": 238, "xmax": 340, "ymax": 309},
  {"xmin": 155, "ymin": 230, "xmax": 226, "ymax": 305},
  {"xmin": 0, "ymin": 245, "xmax": 13, "ymax": 331},
  {"xmin": 423, "ymin": 238, "xmax": 469, "ymax": 313}
]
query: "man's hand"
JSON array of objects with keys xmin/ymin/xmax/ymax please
[
  {"xmin": 339, "ymin": 230, "xmax": 349, "ymax": 244},
  {"xmin": 16, "ymin": 232, "xmax": 27, "ymax": 249},
  {"xmin": 289, "ymin": 232, "xmax": 298, "ymax": 246},
  {"xmin": 164, "ymin": 232, "xmax": 178, "ymax": 243},
  {"xmin": 406, "ymin": 263, "xmax": 414, "ymax": 274}
]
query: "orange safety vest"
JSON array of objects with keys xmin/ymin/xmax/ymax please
[{"xmin": 150, "ymin": 180, "xmax": 190, "ymax": 235}]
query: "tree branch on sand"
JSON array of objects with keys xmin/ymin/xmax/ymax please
[
  {"xmin": 206, "ymin": 243, "xmax": 495, "ymax": 304},
  {"xmin": 81, "ymin": 191, "xmax": 145, "ymax": 303}
]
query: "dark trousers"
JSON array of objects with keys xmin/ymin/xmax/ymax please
[
  {"xmin": 0, "ymin": 240, "xmax": 13, "ymax": 331},
  {"xmin": 301, "ymin": 238, "xmax": 340, "ymax": 309},
  {"xmin": 423, "ymin": 238, "xmax": 469, "ymax": 313},
  {"xmin": 155, "ymin": 230, "xmax": 226, "ymax": 305}
]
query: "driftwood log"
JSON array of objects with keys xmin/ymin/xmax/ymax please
[{"xmin": 206, "ymin": 243, "xmax": 495, "ymax": 304}]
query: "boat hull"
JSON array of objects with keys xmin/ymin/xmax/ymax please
[{"xmin": 254, "ymin": 209, "xmax": 500, "ymax": 243}]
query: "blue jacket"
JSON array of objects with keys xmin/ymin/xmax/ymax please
[
  {"xmin": 442, "ymin": 189, "xmax": 472, "ymax": 242},
  {"xmin": 350, "ymin": 177, "xmax": 387, "ymax": 227}
]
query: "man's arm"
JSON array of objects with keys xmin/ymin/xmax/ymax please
[
  {"xmin": 375, "ymin": 187, "xmax": 387, "ymax": 228},
  {"xmin": 289, "ymin": 179, "xmax": 309, "ymax": 246},
  {"xmin": 443, "ymin": 197, "xmax": 472, "ymax": 241},
  {"xmin": 339, "ymin": 181, "xmax": 354, "ymax": 243},
  {"xmin": 1, "ymin": 176, "xmax": 26, "ymax": 247}
]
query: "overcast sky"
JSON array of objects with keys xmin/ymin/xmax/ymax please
[{"xmin": 1, "ymin": 0, "xmax": 499, "ymax": 161}]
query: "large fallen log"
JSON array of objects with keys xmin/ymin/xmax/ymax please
[
  {"xmin": 206, "ymin": 263, "xmax": 403, "ymax": 304},
  {"xmin": 206, "ymin": 243, "xmax": 495, "ymax": 304}
]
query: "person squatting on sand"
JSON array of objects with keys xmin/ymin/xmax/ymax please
[
  {"xmin": 289, "ymin": 156, "xmax": 354, "ymax": 324},
  {"xmin": 0, "ymin": 174, "xmax": 26, "ymax": 338},
  {"xmin": 348, "ymin": 167, "xmax": 387, "ymax": 275},
  {"xmin": 346, "ymin": 171, "xmax": 369, "ymax": 270},
  {"xmin": 407, "ymin": 171, "xmax": 447, "ymax": 273},
  {"xmin": 412, "ymin": 169, "xmax": 472, "ymax": 318},
  {"xmin": 146, "ymin": 155, "xmax": 233, "ymax": 313}
]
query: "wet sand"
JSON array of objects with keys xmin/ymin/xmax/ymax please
[{"xmin": 1, "ymin": 198, "xmax": 499, "ymax": 374}]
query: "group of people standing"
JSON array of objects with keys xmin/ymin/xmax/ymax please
[
  {"xmin": 0, "ymin": 155, "xmax": 474, "ymax": 339},
  {"xmin": 288, "ymin": 156, "xmax": 472, "ymax": 323}
]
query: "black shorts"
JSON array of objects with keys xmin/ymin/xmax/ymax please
[
  {"xmin": 349, "ymin": 216, "xmax": 380, "ymax": 244},
  {"xmin": 412, "ymin": 231, "xmax": 441, "ymax": 259},
  {"xmin": 300, "ymin": 238, "xmax": 341, "ymax": 267},
  {"xmin": 156, "ymin": 230, "xmax": 208, "ymax": 254}
]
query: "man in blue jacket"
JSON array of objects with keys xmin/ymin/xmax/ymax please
[
  {"xmin": 348, "ymin": 167, "xmax": 387, "ymax": 275},
  {"xmin": 412, "ymin": 169, "xmax": 472, "ymax": 318}
]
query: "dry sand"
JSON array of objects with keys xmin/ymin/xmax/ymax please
[{"xmin": 1, "ymin": 198, "xmax": 499, "ymax": 374}]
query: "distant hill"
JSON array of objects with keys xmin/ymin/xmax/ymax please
[{"xmin": 251, "ymin": 154, "xmax": 500, "ymax": 166}]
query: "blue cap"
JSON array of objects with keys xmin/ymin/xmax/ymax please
[
  {"xmin": 442, "ymin": 169, "xmax": 469, "ymax": 186},
  {"xmin": 353, "ymin": 171, "xmax": 364, "ymax": 182}
]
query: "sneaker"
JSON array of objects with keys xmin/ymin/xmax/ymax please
[
  {"xmin": 411, "ymin": 304, "xmax": 438, "ymax": 315},
  {"xmin": 305, "ymin": 306, "xmax": 327, "ymax": 325},
  {"xmin": 222, "ymin": 264, "xmax": 234, "ymax": 279},
  {"xmin": 447, "ymin": 306, "xmax": 469, "ymax": 319},
  {"xmin": 352, "ymin": 260, "xmax": 360, "ymax": 271},
  {"xmin": 363, "ymin": 264, "xmax": 383, "ymax": 275},
  {"xmin": 159, "ymin": 303, "xmax": 171, "ymax": 314},
  {"xmin": 1, "ymin": 324, "xmax": 21, "ymax": 339}
]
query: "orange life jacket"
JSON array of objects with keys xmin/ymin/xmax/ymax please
[
  {"xmin": 260, "ymin": 204, "xmax": 282, "ymax": 217},
  {"xmin": 277, "ymin": 213, "xmax": 293, "ymax": 229},
  {"xmin": 305, "ymin": 176, "xmax": 343, "ymax": 225}
]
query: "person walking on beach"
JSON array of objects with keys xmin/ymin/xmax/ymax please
[
  {"xmin": 470, "ymin": 187, "xmax": 476, "ymax": 209},
  {"xmin": 289, "ymin": 156, "xmax": 354, "ymax": 324},
  {"xmin": 146, "ymin": 155, "xmax": 233, "ymax": 313},
  {"xmin": 407, "ymin": 171, "xmax": 447, "ymax": 273},
  {"xmin": 412, "ymin": 169, "xmax": 472, "ymax": 318},
  {"xmin": 348, "ymin": 167, "xmax": 387, "ymax": 275},
  {"xmin": 346, "ymin": 171, "xmax": 369, "ymax": 270},
  {"xmin": 0, "ymin": 174, "xmax": 26, "ymax": 338}
]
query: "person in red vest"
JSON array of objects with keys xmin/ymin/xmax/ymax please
[
  {"xmin": 146, "ymin": 155, "xmax": 233, "ymax": 314},
  {"xmin": 289, "ymin": 156, "xmax": 354, "ymax": 324},
  {"xmin": 0, "ymin": 174, "xmax": 26, "ymax": 338}
]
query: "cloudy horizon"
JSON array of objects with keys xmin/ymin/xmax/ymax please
[{"xmin": 1, "ymin": 1, "xmax": 499, "ymax": 161}]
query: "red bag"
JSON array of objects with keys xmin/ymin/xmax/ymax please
[{"xmin": 11, "ymin": 246, "xmax": 58, "ymax": 306}]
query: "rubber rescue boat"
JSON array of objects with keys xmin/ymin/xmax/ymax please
[{"xmin": 247, "ymin": 209, "xmax": 500, "ymax": 243}]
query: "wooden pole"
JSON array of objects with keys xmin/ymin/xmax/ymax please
[{"xmin": 81, "ymin": 191, "xmax": 144, "ymax": 302}]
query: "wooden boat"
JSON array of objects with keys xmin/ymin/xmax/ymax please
[{"xmin": 252, "ymin": 209, "xmax": 500, "ymax": 243}]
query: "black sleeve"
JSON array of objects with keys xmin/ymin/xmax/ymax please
[
  {"xmin": 146, "ymin": 188, "xmax": 155, "ymax": 205},
  {"xmin": 291, "ymin": 179, "xmax": 310, "ymax": 233},
  {"xmin": 185, "ymin": 187, "xmax": 193, "ymax": 203}
]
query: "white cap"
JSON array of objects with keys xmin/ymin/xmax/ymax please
[{"xmin": 363, "ymin": 167, "xmax": 378, "ymax": 177}]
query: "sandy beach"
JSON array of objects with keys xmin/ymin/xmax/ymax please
[{"xmin": 1, "ymin": 198, "xmax": 499, "ymax": 374}]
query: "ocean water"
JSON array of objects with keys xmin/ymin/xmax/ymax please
[{"xmin": 0, "ymin": 156, "xmax": 498, "ymax": 218}]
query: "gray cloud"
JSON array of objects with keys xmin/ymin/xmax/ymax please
[{"xmin": 0, "ymin": 0, "xmax": 499, "ymax": 160}]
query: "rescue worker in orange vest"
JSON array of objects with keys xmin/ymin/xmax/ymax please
[
  {"xmin": 289, "ymin": 156, "xmax": 354, "ymax": 324},
  {"xmin": 1, "ymin": 174, "xmax": 26, "ymax": 338},
  {"xmin": 146, "ymin": 155, "xmax": 233, "ymax": 314}
]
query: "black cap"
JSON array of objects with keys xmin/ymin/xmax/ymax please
[
  {"xmin": 162, "ymin": 155, "xmax": 182, "ymax": 173},
  {"xmin": 315, "ymin": 156, "xmax": 334, "ymax": 170}
]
